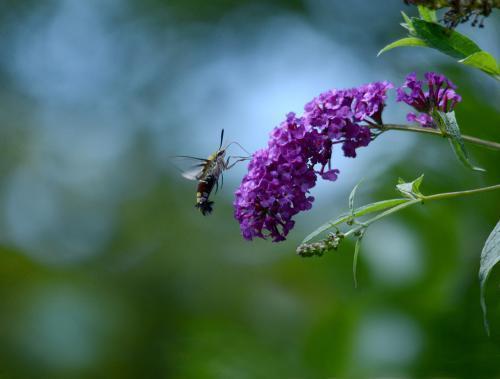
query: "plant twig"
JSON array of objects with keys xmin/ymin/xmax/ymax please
[
  {"xmin": 298, "ymin": 183, "xmax": 500, "ymax": 257},
  {"xmin": 368, "ymin": 124, "xmax": 500, "ymax": 151},
  {"xmin": 422, "ymin": 183, "xmax": 500, "ymax": 201},
  {"xmin": 344, "ymin": 183, "xmax": 500, "ymax": 238}
]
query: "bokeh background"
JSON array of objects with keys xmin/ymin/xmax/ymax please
[{"xmin": 0, "ymin": 0, "xmax": 499, "ymax": 378}]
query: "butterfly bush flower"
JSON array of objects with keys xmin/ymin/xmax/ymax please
[
  {"xmin": 304, "ymin": 81, "xmax": 393, "ymax": 157},
  {"xmin": 234, "ymin": 81, "xmax": 393, "ymax": 241},
  {"xmin": 397, "ymin": 72, "xmax": 462, "ymax": 128}
]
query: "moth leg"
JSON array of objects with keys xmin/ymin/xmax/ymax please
[{"xmin": 226, "ymin": 157, "xmax": 248, "ymax": 169}]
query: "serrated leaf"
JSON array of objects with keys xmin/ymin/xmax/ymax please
[
  {"xmin": 479, "ymin": 221, "xmax": 500, "ymax": 336},
  {"xmin": 302, "ymin": 198, "xmax": 409, "ymax": 243},
  {"xmin": 411, "ymin": 18, "xmax": 481, "ymax": 59},
  {"xmin": 417, "ymin": 5, "xmax": 437, "ymax": 22},
  {"xmin": 459, "ymin": 51, "xmax": 500, "ymax": 77},
  {"xmin": 377, "ymin": 37, "xmax": 428, "ymax": 56},
  {"xmin": 433, "ymin": 111, "xmax": 485, "ymax": 172},
  {"xmin": 396, "ymin": 175, "xmax": 424, "ymax": 199}
]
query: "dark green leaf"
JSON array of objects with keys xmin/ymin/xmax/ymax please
[
  {"xmin": 379, "ymin": 14, "xmax": 499, "ymax": 79},
  {"xmin": 411, "ymin": 18, "xmax": 481, "ymax": 59},
  {"xmin": 302, "ymin": 198, "xmax": 409, "ymax": 243},
  {"xmin": 479, "ymin": 221, "xmax": 500, "ymax": 336},
  {"xmin": 417, "ymin": 5, "xmax": 437, "ymax": 22},
  {"xmin": 433, "ymin": 111, "xmax": 485, "ymax": 172},
  {"xmin": 459, "ymin": 51, "xmax": 500, "ymax": 77},
  {"xmin": 377, "ymin": 37, "xmax": 428, "ymax": 57}
]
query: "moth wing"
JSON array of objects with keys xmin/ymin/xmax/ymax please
[
  {"xmin": 181, "ymin": 166, "xmax": 205, "ymax": 180},
  {"xmin": 170, "ymin": 156, "xmax": 207, "ymax": 181}
]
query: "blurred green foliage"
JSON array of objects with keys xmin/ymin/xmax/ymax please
[{"xmin": 0, "ymin": 0, "xmax": 499, "ymax": 378}]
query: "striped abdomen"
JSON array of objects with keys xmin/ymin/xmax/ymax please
[{"xmin": 195, "ymin": 175, "xmax": 217, "ymax": 215}]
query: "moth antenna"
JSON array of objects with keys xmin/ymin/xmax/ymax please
[{"xmin": 219, "ymin": 129, "xmax": 225, "ymax": 150}]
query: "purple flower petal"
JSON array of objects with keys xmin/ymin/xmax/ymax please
[{"xmin": 320, "ymin": 169, "xmax": 340, "ymax": 181}]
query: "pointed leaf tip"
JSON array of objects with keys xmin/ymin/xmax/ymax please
[
  {"xmin": 417, "ymin": 5, "xmax": 437, "ymax": 22},
  {"xmin": 349, "ymin": 180, "xmax": 363, "ymax": 213},
  {"xmin": 377, "ymin": 37, "xmax": 428, "ymax": 56},
  {"xmin": 459, "ymin": 51, "xmax": 500, "ymax": 77}
]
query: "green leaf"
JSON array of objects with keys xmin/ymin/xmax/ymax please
[
  {"xmin": 411, "ymin": 18, "xmax": 481, "ymax": 59},
  {"xmin": 353, "ymin": 235, "xmax": 363, "ymax": 289},
  {"xmin": 479, "ymin": 221, "xmax": 500, "ymax": 336},
  {"xmin": 433, "ymin": 111, "xmax": 485, "ymax": 172},
  {"xmin": 401, "ymin": 11, "xmax": 415, "ymax": 34},
  {"xmin": 379, "ymin": 14, "xmax": 500, "ymax": 79},
  {"xmin": 349, "ymin": 180, "xmax": 363, "ymax": 213},
  {"xmin": 417, "ymin": 5, "xmax": 437, "ymax": 22},
  {"xmin": 396, "ymin": 174, "xmax": 424, "ymax": 199},
  {"xmin": 459, "ymin": 51, "xmax": 500, "ymax": 77},
  {"xmin": 302, "ymin": 198, "xmax": 409, "ymax": 243},
  {"xmin": 377, "ymin": 37, "xmax": 428, "ymax": 56}
]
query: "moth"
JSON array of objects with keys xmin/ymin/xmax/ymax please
[{"xmin": 175, "ymin": 130, "xmax": 249, "ymax": 215}]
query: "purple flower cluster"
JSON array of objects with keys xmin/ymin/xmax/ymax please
[
  {"xmin": 234, "ymin": 81, "xmax": 393, "ymax": 241},
  {"xmin": 397, "ymin": 72, "xmax": 462, "ymax": 128},
  {"xmin": 304, "ymin": 81, "xmax": 393, "ymax": 157},
  {"xmin": 234, "ymin": 114, "xmax": 319, "ymax": 241}
]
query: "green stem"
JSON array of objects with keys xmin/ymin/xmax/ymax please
[
  {"xmin": 371, "ymin": 124, "xmax": 500, "ymax": 151},
  {"xmin": 422, "ymin": 183, "xmax": 500, "ymax": 201},
  {"xmin": 343, "ymin": 183, "xmax": 500, "ymax": 238},
  {"xmin": 343, "ymin": 199, "xmax": 421, "ymax": 238}
]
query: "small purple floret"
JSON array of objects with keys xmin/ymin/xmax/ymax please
[{"xmin": 397, "ymin": 72, "xmax": 462, "ymax": 128}]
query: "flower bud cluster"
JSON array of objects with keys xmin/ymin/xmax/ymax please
[{"xmin": 296, "ymin": 233, "xmax": 344, "ymax": 257}]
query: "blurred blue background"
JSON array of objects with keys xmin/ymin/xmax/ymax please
[{"xmin": 0, "ymin": 0, "xmax": 499, "ymax": 377}]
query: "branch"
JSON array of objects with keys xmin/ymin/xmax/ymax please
[
  {"xmin": 369, "ymin": 124, "xmax": 500, "ymax": 151},
  {"xmin": 297, "ymin": 182, "xmax": 500, "ymax": 257},
  {"xmin": 422, "ymin": 183, "xmax": 500, "ymax": 201}
]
